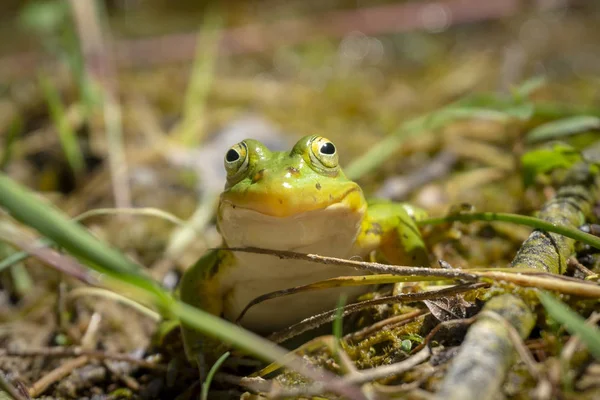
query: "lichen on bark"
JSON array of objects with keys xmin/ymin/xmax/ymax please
[{"xmin": 511, "ymin": 163, "xmax": 599, "ymax": 274}]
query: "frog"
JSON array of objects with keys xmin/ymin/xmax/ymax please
[{"xmin": 179, "ymin": 135, "xmax": 429, "ymax": 375}]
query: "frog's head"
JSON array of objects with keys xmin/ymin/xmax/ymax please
[{"xmin": 217, "ymin": 135, "xmax": 367, "ymax": 252}]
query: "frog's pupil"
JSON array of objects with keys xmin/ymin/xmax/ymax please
[
  {"xmin": 320, "ymin": 142, "xmax": 335, "ymax": 155},
  {"xmin": 226, "ymin": 149, "xmax": 240, "ymax": 162}
]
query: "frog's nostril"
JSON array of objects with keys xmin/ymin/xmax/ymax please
[{"xmin": 252, "ymin": 169, "xmax": 265, "ymax": 183}]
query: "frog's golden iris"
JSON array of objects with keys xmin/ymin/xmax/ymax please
[{"xmin": 179, "ymin": 135, "xmax": 430, "ymax": 373}]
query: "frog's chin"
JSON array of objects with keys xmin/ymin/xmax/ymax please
[{"xmin": 218, "ymin": 197, "xmax": 366, "ymax": 255}]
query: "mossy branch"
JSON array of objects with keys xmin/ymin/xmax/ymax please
[
  {"xmin": 438, "ymin": 161, "xmax": 599, "ymax": 399},
  {"xmin": 511, "ymin": 163, "xmax": 599, "ymax": 274}
]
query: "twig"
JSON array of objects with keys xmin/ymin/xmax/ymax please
[
  {"xmin": 267, "ymin": 381, "xmax": 330, "ymax": 399},
  {"xmin": 482, "ymin": 310, "xmax": 555, "ymax": 400},
  {"xmin": 268, "ymin": 283, "xmax": 487, "ymax": 343},
  {"xmin": 436, "ymin": 294, "xmax": 536, "ymax": 400},
  {"xmin": 0, "ymin": 227, "xmax": 98, "ymax": 285},
  {"xmin": 510, "ymin": 165, "xmax": 600, "ymax": 272},
  {"xmin": 80, "ymin": 312, "xmax": 102, "ymax": 350},
  {"xmin": 103, "ymin": 360, "xmax": 140, "ymax": 391},
  {"xmin": 568, "ymin": 257, "xmax": 597, "ymax": 279},
  {"xmin": 227, "ymin": 247, "xmax": 478, "ymax": 281},
  {"xmin": 475, "ymin": 271, "xmax": 600, "ymax": 298},
  {"xmin": 228, "ymin": 248, "xmax": 600, "ymax": 299},
  {"xmin": 479, "ymin": 311, "xmax": 544, "ymax": 381},
  {"xmin": 215, "ymin": 373, "xmax": 272, "ymax": 393},
  {"xmin": 1, "ymin": 347, "xmax": 166, "ymax": 371},
  {"xmin": 369, "ymin": 368, "xmax": 435, "ymax": 395},
  {"xmin": 346, "ymin": 309, "xmax": 428, "ymax": 342},
  {"xmin": 265, "ymin": 347, "xmax": 430, "ymax": 398},
  {"xmin": 337, "ymin": 347, "xmax": 359, "ymax": 376},
  {"xmin": 0, "ymin": 371, "xmax": 30, "ymax": 400},
  {"xmin": 67, "ymin": 287, "xmax": 161, "ymax": 322},
  {"xmin": 345, "ymin": 347, "xmax": 431, "ymax": 384},
  {"xmin": 411, "ymin": 316, "xmax": 477, "ymax": 354},
  {"xmin": 28, "ymin": 355, "xmax": 89, "ymax": 397}
]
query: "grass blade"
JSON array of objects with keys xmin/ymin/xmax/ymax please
[
  {"xmin": 344, "ymin": 104, "xmax": 521, "ymax": 180},
  {"xmin": 418, "ymin": 212, "xmax": 600, "ymax": 250},
  {"xmin": 0, "ymin": 114, "xmax": 23, "ymax": 171},
  {"xmin": 38, "ymin": 74, "xmax": 85, "ymax": 177},
  {"xmin": 0, "ymin": 173, "xmax": 161, "ymax": 297},
  {"xmin": 538, "ymin": 291, "xmax": 600, "ymax": 360},
  {"xmin": 332, "ymin": 294, "xmax": 347, "ymax": 360},
  {"xmin": 201, "ymin": 351, "xmax": 230, "ymax": 400},
  {"xmin": 0, "ymin": 173, "xmax": 365, "ymax": 399},
  {"xmin": 526, "ymin": 116, "xmax": 600, "ymax": 143},
  {"xmin": 178, "ymin": 8, "xmax": 222, "ymax": 146}
]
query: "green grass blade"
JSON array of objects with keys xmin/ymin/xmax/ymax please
[
  {"xmin": 538, "ymin": 291, "xmax": 600, "ymax": 360},
  {"xmin": 0, "ymin": 242, "xmax": 33, "ymax": 295},
  {"xmin": 0, "ymin": 173, "xmax": 162, "ymax": 298},
  {"xmin": 332, "ymin": 294, "xmax": 347, "ymax": 360},
  {"xmin": 526, "ymin": 116, "xmax": 600, "ymax": 143},
  {"xmin": 0, "ymin": 114, "xmax": 23, "ymax": 171},
  {"xmin": 173, "ymin": 301, "xmax": 288, "ymax": 362},
  {"xmin": 0, "ymin": 177, "xmax": 284, "ymax": 360},
  {"xmin": 0, "ymin": 249, "xmax": 32, "ymax": 274},
  {"xmin": 0, "ymin": 207, "xmax": 185, "ymax": 274},
  {"xmin": 179, "ymin": 8, "xmax": 222, "ymax": 146},
  {"xmin": 10, "ymin": 263, "xmax": 33, "ymax": 295},
  {"xmin": 38, "ymin": 74, "xmax": 85, "ymax": 177},
  {"xmin": 0, "ymin": 173, "xmax": 285, "ymax": 365},
  {"xmin": 0, "ymin": 237, "xmax": 54, "ymax": 274},
  {"xmin": 418, "ymin": 212, "xmax": 600, "ymax": 250},
  {"xmin": 201, "ymin": 351, "xmax": 230, "ymax": 400},
  {"xmin": 0, "ymin": 174, "xmax": 363, "ymax": 399},
  {"xmin": 173, "ymin": 301, "xmax": 365, "ymax": 399},
  {"xmin": 344, "ymin": 105, "xmax": 521, "ymax": 180},
  {"xmin": 513, "ymin": 75, "xmax": 546, "ymax": 99}
]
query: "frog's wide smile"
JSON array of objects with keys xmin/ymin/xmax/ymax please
[
  {"xmin": 217, "ymin": 187, "xmax": 367, "ymax": 253},
  {"xmin": 219, "ymin": 185, "xmax": 364, "ymax": 218}
]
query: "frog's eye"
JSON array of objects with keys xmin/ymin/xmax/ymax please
[
  {"xmin": 309, "ymin": 136, "xmax": 339, "ymax": 169},
  {"xmin": 224, "ymin": 142, "xmax": 249, "ymax": 178}
]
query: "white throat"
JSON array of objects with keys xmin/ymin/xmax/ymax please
[
  {"xmin": 218, "ymin": 201, "xmax": 364, "ymax": 254},
  {"xmin": 216, "ymin": 202, "xmax": 369, "ymax": 332}
]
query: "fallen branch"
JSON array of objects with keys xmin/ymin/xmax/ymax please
[{"xmin": 437, "ymin": 161, "xmax": 599, "ymax": 399}]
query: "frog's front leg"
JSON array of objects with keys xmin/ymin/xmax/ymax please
[
  {"xmin": 356, "ymin": 202, "xmax": 430, "ymax": 310},
  {"xmin": 357, "ymin": 202, "xmax": 429, "ymax": 267},
  {"xmin": 179, "ymin": 249, "xmax": 227, "ymax": 379}
]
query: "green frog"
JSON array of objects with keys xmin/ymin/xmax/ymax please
[{"xmin": 179, "ymin": 135, "xmax": 429, "ymax": 373}]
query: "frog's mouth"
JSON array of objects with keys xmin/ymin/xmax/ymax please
[
  {"xmin": 219, "ymin": 186, "xmax": 365, "ymax": 218},
  {"xmin": 218, "ymin": 187, "xmax": 367, "ymax": 252}
]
